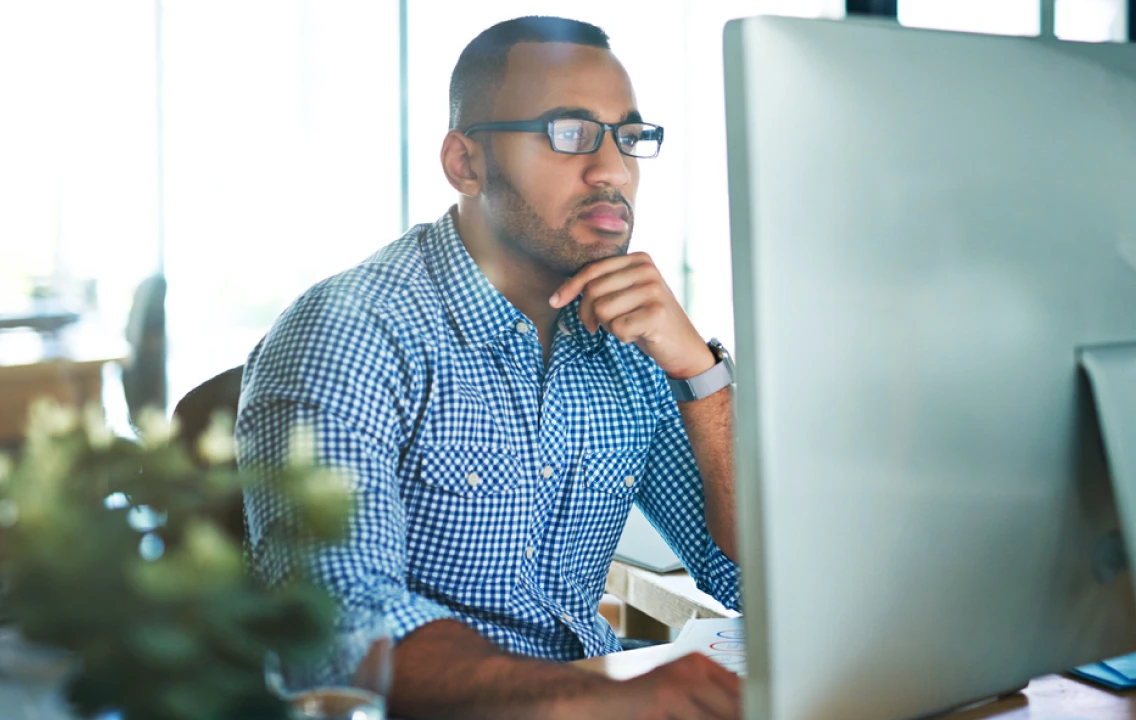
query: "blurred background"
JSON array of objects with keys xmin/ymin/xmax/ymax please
[{"xmin": 0, "ymin": 0, "xmax": 1128, "ymax": 439}]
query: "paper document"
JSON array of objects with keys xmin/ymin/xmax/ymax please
[{"xmin": 671, "ymin": 617, "xmax": 746, "ymax": 675}]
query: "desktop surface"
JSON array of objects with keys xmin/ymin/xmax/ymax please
[
  {"xmin": 573, "ymin": 648, "xmax": 1136, "ymax": 718},
  {"xmin": 725, "ymin": 15, "xmax": 1136, "ymax": 720}
]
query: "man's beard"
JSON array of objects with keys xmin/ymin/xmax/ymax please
[{"xmin": 483, "ymin": 152, "xmax": 633, "ymax": 277}]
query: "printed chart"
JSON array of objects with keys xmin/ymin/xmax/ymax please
[{"xmin": 671, "ymin": 617, "xmax": 746, "ymax": 675}]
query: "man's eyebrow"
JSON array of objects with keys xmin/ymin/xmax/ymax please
[
  {"xmin": 536, "ymin": 106, "xmax": 645, "ymax": 124},
  {"xmin": 537, "ymin": 106, "xmax": 599, "ymax": 122}
]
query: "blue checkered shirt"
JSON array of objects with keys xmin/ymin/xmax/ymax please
[{"xmin": 237, "ymin": 210, "xmax": 741, "ymax": 686}]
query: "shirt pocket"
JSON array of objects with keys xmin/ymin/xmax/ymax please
[
  {"xmin": 404, "ymin": 445, "xmax": 530, "ymax": 602},
  {"xmin": 567, "ymin": 447, "xmax": 650, "ymax": 595},
  {"xmin": 418, "ymin": 444, "xmax": 524, "ymax": 497},
  {"xmin": 581, "ymin": 449, "xmax": 648, "ymax": 498}
]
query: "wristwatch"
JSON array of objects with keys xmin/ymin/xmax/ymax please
[{"xmin": 667, "ymin": 338, "xmax": 736, "ymax": 402}]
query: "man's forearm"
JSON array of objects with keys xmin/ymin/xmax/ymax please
[
  {"xmin": 677, "ymin": 386, "xmax": 737, "ymax": 561},
  {"xmin": 358, "ymin": 619, "xmax": 615, "ymax": 720}
]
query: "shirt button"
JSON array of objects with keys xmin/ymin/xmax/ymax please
[
  {"xmin": 514, "ymin": 321, "xmax": 530, "ymax": 335},
  {"xmin": 525, "ymin": 546, "xmax": 535, "ymax": 559},
  {"xmin": 557, "ymin": 319, "xmax": 570, "ymax": 335},
  {"xmin": 624, "ymin": 475, "xmax": 635, "ymax": 488},
  {"xmin": 541, "ymin": 465, "xmax": 554, "ymax": 479},
  {"xmin": 466, "ymin": 472, "xmax": 482, "ymax": 488},
  {"xmin": 561, "ymin": 612, "xmax": 575, "ymax": 623}
]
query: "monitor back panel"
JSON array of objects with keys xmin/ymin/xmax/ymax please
[{"xmin": 725, "ymin": 16, "xmax": 1136, "ymax": 720}]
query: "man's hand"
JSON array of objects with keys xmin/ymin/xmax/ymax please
[
  {"xmin": 549, "ymin": 252, "xmax": 715, "ymax": 381},
  {"xmin": 579, "ymin": 653, "xmax": 743, "ymax": 720}
]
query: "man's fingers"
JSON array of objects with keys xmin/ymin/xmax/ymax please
[
  {"xmin": 571, "ymin": 260, "xmax": 659, "ymax": 334},
  {"xmin": 687, "ymin": 658, "xmax": 742, "ymax": 720},
  {"xmin": 606, "ymin": 306, "xmax": 662, "ymax": 343},
  {"xmin": 579, "ymin": 262, "xmax": 658, "ymax": 306},
  {"xmin": 550, "ymin": 259, "xmax": 619, "ymax": 309},
  {"xmin": 690, "ymin": 691, "xmax": 740, "ymax": 720},
  {"xmin": 649, "ymin": 655, "xmax": 740, "ymax": 720},
  {"xmin": 587, "ymin": 285, "xmax": 654, "ymax": 335},
  {"xmin": 706, "ymin": 662, "xmax": 742, "ymax": 697},
  {"xmin": 549, "ymin": 252, "xmax": 651, "ymax": 308}
]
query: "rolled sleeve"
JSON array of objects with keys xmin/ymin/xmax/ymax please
[
  {"xmin": 237, "ymin": 285, "xmax": 444, "ymax": 688},
  {"xmin": 296, "ymin": 590, "xmax": 454, "ymax": 688},
  {"xmin": 698, "ymin": 536, "xmax": 743, "ymax": 612},
  {"xmin": 637, "ymin": 399, "xmax": 743, "ymax": 613}
]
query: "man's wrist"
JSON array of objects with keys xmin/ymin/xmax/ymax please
[{"xmin": 664, "ymin": 342, "xmax": 717, "ymax": 381}]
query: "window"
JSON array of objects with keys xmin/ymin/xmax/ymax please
[
  {"xmin": 0, "ymin": 1, "xmax": 158, "ymax": 332},
  {"xmin": 161, "ymin": 0, "xmax": 401, "ymax": 403},
  {"xmin": 899, "ymin": 0, "xmax": 1127, "ymax": 41},
  {"xmin": 6, "ymin": 1, "xmax": 1128, "ymax": 422}
]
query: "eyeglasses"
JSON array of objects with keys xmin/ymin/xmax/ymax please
[{"xmin": 463, "ymin": 117, "xmax": 664, "ymax": 159}]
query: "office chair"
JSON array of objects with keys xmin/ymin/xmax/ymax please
[
  {"xmin": 122, "ymin": 274, "xmax": 168, "ymax": 433},
  {"xmin": 171, "ymin": 364, "xmax": 244, "ymax": 538}
]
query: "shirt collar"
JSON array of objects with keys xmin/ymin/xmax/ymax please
[
  {"xmin": 557, "ymin": 296, "xmax": 609, "ymax": 357},
  {"xmin": 421, "ymin": 209, "xmax": 610, "ymax": 356}
]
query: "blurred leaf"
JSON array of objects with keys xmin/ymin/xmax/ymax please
[
  {"xmin": 0, "ymin": 397, "xmax": 352, "ymax": 720},
  {"xmin": 128, "ymin": 624, "xmax": 203, "ymax": 668}
]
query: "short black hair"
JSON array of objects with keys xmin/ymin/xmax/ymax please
[{"xmin": 449, "ymin": 16, "xmax": 611, "ymax": 131}]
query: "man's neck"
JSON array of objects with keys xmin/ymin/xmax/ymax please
[{"xmin": 450, "ymin": 204, "xmax": 563, "ymax": 340}]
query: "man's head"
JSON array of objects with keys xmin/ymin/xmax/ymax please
[{"xmin": 443, "ymin": 17, "xmax": 654, "ymax": 278}]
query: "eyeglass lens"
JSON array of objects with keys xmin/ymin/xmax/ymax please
[{"xmin": 549, "ymin": 119, "xmax": 661, "ymax": 158}]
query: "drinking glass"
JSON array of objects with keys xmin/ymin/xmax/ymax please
[{"xmin": 265, "ymin": 617, "xmax": 392, "ymax": 720}]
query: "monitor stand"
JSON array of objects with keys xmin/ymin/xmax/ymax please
[{"xmin": 1079, "ymin": 343, "xmax": 1136, "ymax": 588}]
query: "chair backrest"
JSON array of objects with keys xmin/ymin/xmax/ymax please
[
  {"xmin": 171, "ymin": 365, "xmax": 244, "ymax": 538},
  {"xmin": 122, "ymin": 274, "xmax": 167, "ymax": 430}
]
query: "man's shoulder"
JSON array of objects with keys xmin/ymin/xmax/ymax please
[
  {"xmin": 285, "ymin": 225, "xmax": 441, "ymax": 336},
  {"xmin": 244, "ymin": 226, "xmax": 444, "ymax": 383}
]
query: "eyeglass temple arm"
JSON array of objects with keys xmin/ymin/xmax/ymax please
[{"xmin": 462, "ymin": 120, "xmax": 548, "ymax": 136}]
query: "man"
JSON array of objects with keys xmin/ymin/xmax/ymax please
[{"xmin": 238, "ymin": 15, "xmax": 742, "ymax": 720}]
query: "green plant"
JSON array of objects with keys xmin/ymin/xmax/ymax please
[{"xmin": 0, "ymin": 401, "xmax": 352, "ymax": 720}]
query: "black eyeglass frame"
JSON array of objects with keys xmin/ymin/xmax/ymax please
[{"xmin": 462, "ymin": 118, "xmax": 665, "ymax": 158}]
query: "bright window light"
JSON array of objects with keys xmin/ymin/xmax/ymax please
[
  {"xmin": 899, "ymin": 0, "xmax": 1041, "ymax": 36},
  {"xmin": 1056, "ymin": 0, "xmax": 1126, "ymax": 41},
  {"xmin": 751, "ymin": 0, "xmax": 845, "ymax": 18}
]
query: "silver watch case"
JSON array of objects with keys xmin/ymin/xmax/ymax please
[{"xmin": 667, "ymin": 338, "xmax": 736, "ymax": 402}]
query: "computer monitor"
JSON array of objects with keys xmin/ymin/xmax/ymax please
[{"xmin": 724, "ymin": 15, "xmax": 1136, "ymax": 720}]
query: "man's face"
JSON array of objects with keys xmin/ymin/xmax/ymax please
[{"xmin": 478, "ymin": 42, "xmax": 641, "ymax": 278}]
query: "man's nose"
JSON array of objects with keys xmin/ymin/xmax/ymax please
[{"xmin": 582, "ymin": 131, "xmax": 633, "ymax": 188}]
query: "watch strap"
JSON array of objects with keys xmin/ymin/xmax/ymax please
[{"xmin": 668, "ymin": 354, "xmax": 734, "ymax": 402}]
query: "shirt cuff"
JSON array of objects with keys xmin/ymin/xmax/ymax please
[
  {"xmin": 283, "ymin": 590, "xmax": 455, "ymax": 689},
  {"xmin": 694, "ymin": 539, "xmax": 744, "ymax": 613}
]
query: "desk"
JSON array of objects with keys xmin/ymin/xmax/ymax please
[
  {"xmin": 573, "ymin": 645, "xmax": 1136, "ymax": 718},
  {"xmin": 600, "ymin": 561, "xmax": 1136, "ymax": 716},
  {"xmin": 0, "ymin": 326, "xmax": 128, "ymax": 444},
  {"xmin": 605, "ymin": 560, "xmax": 739, "ymax": 640}
]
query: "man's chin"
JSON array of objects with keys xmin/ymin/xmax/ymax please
[
  {"xmin": 555, "ymin": 239, "xmax": 629, "ymax": 277},
  {"xmin": 573, "ymin": 226, "xmax": 631, "ymax": 254}
]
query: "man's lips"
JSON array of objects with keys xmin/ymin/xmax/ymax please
[{"xmin": 578, "ymin": 203, "xmax": 630, "ymax": 233}]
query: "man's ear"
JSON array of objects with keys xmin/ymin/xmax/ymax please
[{"xmin": 441, "ymin": 130, "xmax": 484, "ymax": 196}]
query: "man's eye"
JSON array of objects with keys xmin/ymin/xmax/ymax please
[
  {"xmin": 620, "ymin": 133, "xmax": 641, "ymax": 147},
  {"xmin": 556, "ymin": 129, "xmax": 582, "ymax": 141}
]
